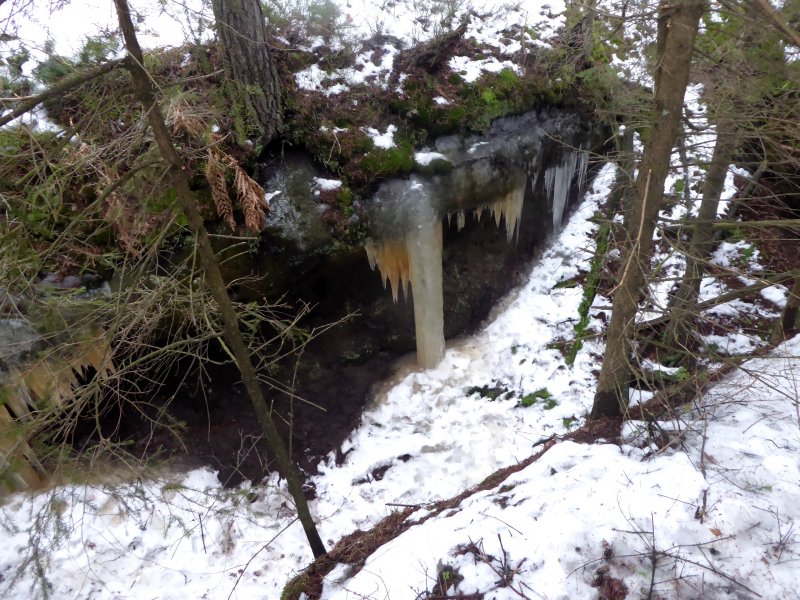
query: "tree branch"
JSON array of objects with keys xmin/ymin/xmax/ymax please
[
  {"xmin": 661, "ymin": 218, "xmax": 800, "ymax": 232},
  {"xmin": 638, "ymin": 269, "xmax": 800, "ymax": 331},
  {"xmin": 752, "ymin": 0, "xmax": 800, "ymax": 47},
  {"xmin": 0, "ymin": 58, "xmax": 128, "ymax": 129}
]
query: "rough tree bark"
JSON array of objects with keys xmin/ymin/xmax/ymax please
[
  {"xmin": 211, "ymin": 0, "xmax": 283, "ymax": 144},
  {"xmin": 662, "ymin": 121, "xmax": 738, "ymax": 358},
  {"xmin": 113, "ymin": 0, "xmax": 325, "ymax": 558},
  {"xmin": 590, "ymin": 0, "xmax": 706, "ymax": 419}
]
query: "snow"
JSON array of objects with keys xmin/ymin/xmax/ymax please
[
  {"xmin": 414, "ymin": 151, "xmax": 449, "ymax": 166},
  {"xmin": 321, "ymin": 443, "xmax": 708, "ymax": 599},
  {"xmin": 761, "ymin": 284, "xmax": 788, "ymax": 307},
  {"xmin": 1, "ymin": 149, "xmax": 798, "ymax": 600},
  {"xmin": 448, "ymin": 55, "xmax": 520, "ymax": 84},
  {"xmin": 342, "ymin": 0, "xmax": 562, "ymax": 47},
  {"xmin": 294, "ymin": 44, "xmax": 398, "ymax": 95},
  {"xmin": 7, "ymin": 303, "xmax": 799, "ymax": 599},
  {"xmin": 312, "ymin": 177, "xmax": 343, "ymax": 191},
  {"xmin": 321, "ymin": 337, "xmax": 800, "ymax": 599},
  {"xmin": 265, "ymin": 190, "xmax": 282, "ymax": 203},
  {"xmin": 289, "ymin": 1, "xmax": 558, "ymax": 95},
  {"xmin": 295, "ymin": 63, "xmax": 329, "ymax": 92},
  {"xmin": 8, "ymin": 135, "xmax": 786, "ymax": 597},
  {"xmin": 362, "ymin": 124, "xmax": 396, "ymax": 149},
  {"xmin": 0, "ymin": 161, "xmax": 611, "ymax": 600}
]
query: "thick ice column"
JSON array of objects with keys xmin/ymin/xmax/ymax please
[
  {"xmin": 364, "ymin": 177, "xmax": 446, "ymax": 369},
  {"xmin": 406, "ymin": 219, "xmax": 445, "ymax": 368}
]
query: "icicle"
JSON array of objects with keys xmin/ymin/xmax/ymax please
[
  {"xmin": 445, "ymin": 209, "xmax": 467, "ymax": 232},
  {"xmin": 406, "ymin": 218, "xmax": 445, "ymax": 368},
  {"xmin": 366, "ymin": 222, "xmax": 445, "ymax": 367},
  {"xmin": 365, "ymin": 223, "xmax": 445, "ymax": 368},
  {"xmin": 544, "ymin": 149, "xmax": 581, "ymax": 229},
  {"xmin": 473, "ymin": 184, "xmax": 525, "ymax": 242},
  {"xmin": 365, "ymin": 238, "xmax": 410, "ymax": 302},
  {"xmin": 529, "ymin": 160, "xmax": 541, "ymax": 193},
  {"xmin": 577, "ymin": 148, "xmax": 589, "ymax": 195},
  {"xmin": 493, "ymin": 184, "xmax": 525, "ymax": 242}
]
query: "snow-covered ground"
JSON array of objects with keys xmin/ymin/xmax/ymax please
[
  {"xmin": 2, "ymin": 1, "xmax": 799, "ymax": 598},
  {"xmin": 322, "ymin": 336, "xmax": 800, "ymax": 599}
]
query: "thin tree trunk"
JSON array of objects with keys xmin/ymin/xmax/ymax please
[
  {"xmin": 580, "ymin": 0, "xmax": 598, "ymax": 62},
  {"xmin": 772, "ymin": 276, "xmax": 800, "ymax": 344},
  {"xmin": 212, "ymin": 0, "xmax": 282, "ymax": 144},
  {"xmin": 590, "ymin": 0, "xmax": 706, "ymax": 419},
  {"xmin": 717, "ymin": 160, "xmax": 767, "ymax": 236},
  {"xmin": 662, "ymin": 122, "xmax": 738, "ymax": 358},
  {"xmin": 113, "ymin": 0, "xmax": 325, "ymax": 558},
  {"xmin": 663, "ymin": 218, "xmax": 800, "ymax": 231},
  {"xmin": 752, "ymin": 0, "xmax": 800, "ymax": 47},
  {"xmin": 606, "ymin": 125, "xmax": 635, "ymax": 222}
]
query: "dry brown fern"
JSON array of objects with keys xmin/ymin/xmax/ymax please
[
  {"xmin": 233, "ymin": 163, "xmax": 268, "ymax": 233},
  {"xmin": 204, "ymin": 131, "xmax": 268, "ymax": 233},
  {"xmin": 206, "ymin": 147, "xmax": 236, "ymax": 231}
]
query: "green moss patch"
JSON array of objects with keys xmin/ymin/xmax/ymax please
[{"xmin": 519, "ymin": 388, "xmax": 553, "ymax": 408}]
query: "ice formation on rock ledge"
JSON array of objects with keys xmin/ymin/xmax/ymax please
[{"xmin": 545, "ymin": 147, "xmax": 588, "ymax": 229}]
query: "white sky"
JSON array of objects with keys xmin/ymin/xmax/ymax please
[{"xmin": 1, "ymin": 0, "xmax": 211, "ymax": 70}]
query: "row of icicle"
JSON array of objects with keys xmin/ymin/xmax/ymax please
[{"xmin": 365, "ymin": 186, "xmax": 525, "ymax": 302}]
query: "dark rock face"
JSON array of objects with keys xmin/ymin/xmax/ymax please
[
  {"xmin": 368, "ymin": 109, "xmax": 592, "ymax": 236},
  {"xmin": 140, "ymin": 108, "xmax": 603, "ymax": 485}
]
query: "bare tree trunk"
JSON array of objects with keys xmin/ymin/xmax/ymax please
[
  {"xmin": 752, "ymin": 0, "xmax": 800, "ymax": 47},
  {"xmin": 565, "ymin": 0, "xmax": 598, "ymax": 65},
  {"xmin": 590, "ymin": 0, "xmax": 706, "ymax": 420},
  {"xmin": 615, "ymin": 125, "xmax": 636, "ymax": 232},
  {"xmin": 662, "ymin": 121, "xmax": 738, "ymax": 359},
  {"xmin": 113, "ymin": 0, "xmax": 325, "ymax": 558},
  {"xmin": 717, "ymin": 160, "xmax": 766, "ymax": 234},
  {"xmin": 772, "ymin": 276, "xmax": 800, "ymax": 344},
  {"xmin": 212, "ymin": 0, "xmax": 282, "ymax": 144}
]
